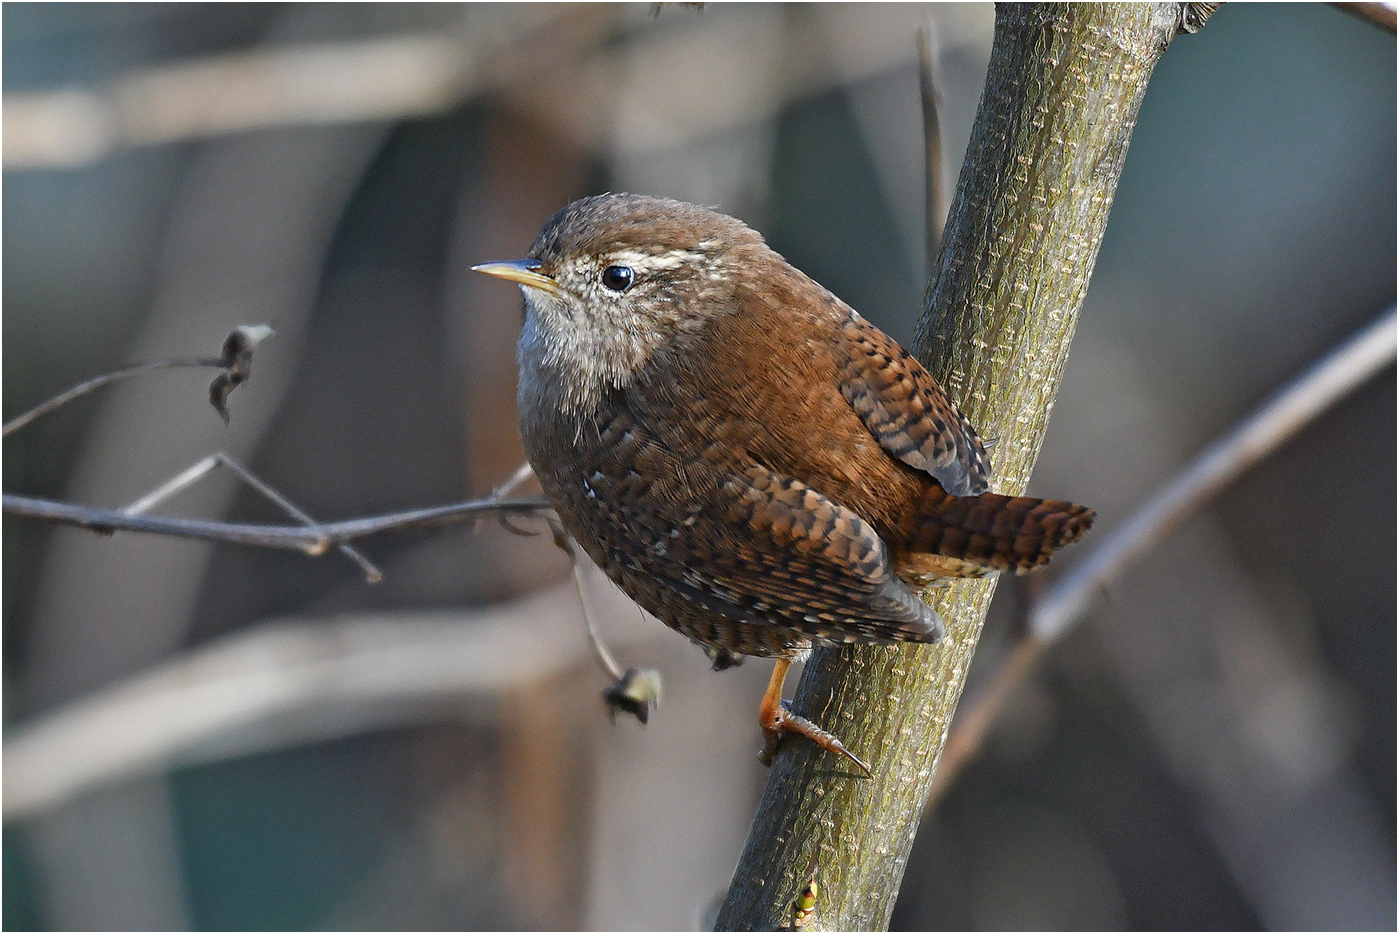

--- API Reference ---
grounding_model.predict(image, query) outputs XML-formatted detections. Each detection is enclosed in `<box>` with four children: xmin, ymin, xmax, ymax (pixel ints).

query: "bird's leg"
<box><xmin>758</xmin><ymin>658</ymin><xmax>872</xmax><ymax>778</ymax></box>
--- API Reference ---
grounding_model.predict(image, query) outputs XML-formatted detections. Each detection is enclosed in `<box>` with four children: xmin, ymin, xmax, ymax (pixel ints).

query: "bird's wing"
<box><xmin>664</xmin><ymin>464</ymin><xmax>946</xmax><ymax>646</ymax></box>
<box><xmin>571</xmin><ymin>386</ymin><xmax>945</xmax><ymax>647</ymax></box>
<box><xmin>837</xmin><ymin>313</ymin><xmax>991</xmax><ymax>497</ymax></box>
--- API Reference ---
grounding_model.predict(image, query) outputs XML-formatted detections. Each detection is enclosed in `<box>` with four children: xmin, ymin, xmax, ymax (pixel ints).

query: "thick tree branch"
<box><xmin>717</xmin><ymin>5</ymin><xmax>1186</xmax><ymax>930</ymax></box>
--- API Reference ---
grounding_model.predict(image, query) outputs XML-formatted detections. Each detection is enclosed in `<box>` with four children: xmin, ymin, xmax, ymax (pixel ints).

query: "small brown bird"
<box><xmin>475</xmin><ymin>193</ymin><xmax>1093</xmax><ymax>775</ymax></box>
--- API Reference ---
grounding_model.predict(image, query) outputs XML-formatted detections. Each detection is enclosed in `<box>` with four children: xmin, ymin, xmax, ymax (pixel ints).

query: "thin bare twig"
<box><xmin>4</xmin><ymin>325</ymin><xmax>549</xmax><ymax>560</ymax></box>
<box><xmin>3</xmin><ymin>491</ymin><xmax>553</xmax><ymax>552</ymax></box>
<box><xmin>124</xmin><ymin>453</ymin><xmax>383</xmax><ymax>582</ymax></box>
<box><xmin>540</xmin><ymin>507</ymin><xmax>663</xmax><ymax>724</ymax></box>
<box><xmin>121</xmin><ymin>457</ymin><xmax>224</xmax><ymax>516</ymax></box>
<box><xmin>535</xmin><ymin>507</ymin><xmax>626</xmax><ymax>682</ymax></box>
<box><xmin>490</xmin><ymin>461</ymin><xmax>537</xmax><ymax>499</ymax></box>
<box><xmin>574</xmin><ymin>560</ymin><xmax>625</xmax><ymax>682</ymax></box>
<box><xmin>491</xmin><ymin>462</ymin><xmax>543</xmax><ymax>537</ymax></box>
<box><xmin>3</xmin><ymin>358</ymin><xmax>225</xmax><ymax>437</ymax></box>
<box><xmin>926</xmin><ymin>305</ymin><xmax>1396</xmax><ymax>808</ymax></box>
<box><xmin>4</xmin><ymin>323</ymin><xmax>274</xmax><ymax>436</ymax></box>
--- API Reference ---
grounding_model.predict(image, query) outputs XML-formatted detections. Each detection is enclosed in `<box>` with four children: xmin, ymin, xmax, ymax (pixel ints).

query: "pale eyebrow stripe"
<box><xmin>606</xmin><ymin>248</ymin><xmax>707</xmax><ymax>273</ymax></box>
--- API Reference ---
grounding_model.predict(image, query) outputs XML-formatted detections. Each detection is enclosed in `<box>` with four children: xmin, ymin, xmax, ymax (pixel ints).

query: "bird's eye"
<box><xmin>601</xmin><ymin>265</ymin><xmax>634</xmax><ymax>292</ymax></box>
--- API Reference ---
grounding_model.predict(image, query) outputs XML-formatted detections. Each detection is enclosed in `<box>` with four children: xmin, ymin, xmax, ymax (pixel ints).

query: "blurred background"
<box><xmin>3</xmin><ymin>3</ymin><xmax>1393</xmax><ymax>929</ymax></box>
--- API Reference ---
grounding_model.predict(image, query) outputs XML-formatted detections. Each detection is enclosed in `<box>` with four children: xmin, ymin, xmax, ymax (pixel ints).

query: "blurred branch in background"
<box><xmin>1</xmin><ymin>582</ymin><xmax>653</xmax><ymax>820</ymax></box>
<box><xmin>1331</xmin><ymin>1</ymin><xmax>1398</xmax><ymax>33</ymax></box>
<box><xmin>3</xmin><ymin>5</ymin><xmax>988</xmax><ymax>173</ymax></box>
<box><xmin>1</xmin><ymin>9</ymin><xmax>581</xmax><ymax>171</ymax></box>
<box><xmin>918</xmin><ymin>16</ymin><xmax>948</xmax><ymax>270</ymax></box>
<box><xmin>4</xmin><ymin>34</ymin><xmax>464</xmax><ymax>168</ymax></box>
<box><xmin>1029</xmin><ymin>306</ymin><xmax>1397</xmax><ymax>643</ymax></box>
<box><xmin>929</xmin><ymin>303</ymin><xmax>1397</xmax><ymax>806</ymax></box>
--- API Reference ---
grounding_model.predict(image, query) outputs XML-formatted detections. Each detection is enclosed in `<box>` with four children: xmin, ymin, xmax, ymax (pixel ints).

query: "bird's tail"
<box><xmin>902</xmin><ymin>488</ymin><xmax>1095</xmax><ymax>575</ymax></box>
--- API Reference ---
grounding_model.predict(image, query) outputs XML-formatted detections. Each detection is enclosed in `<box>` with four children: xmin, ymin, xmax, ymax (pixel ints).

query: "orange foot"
<box><xmin>758</xmin><ymin>658</ymin><xmax>872</xmax><ymax>778</ymax></box>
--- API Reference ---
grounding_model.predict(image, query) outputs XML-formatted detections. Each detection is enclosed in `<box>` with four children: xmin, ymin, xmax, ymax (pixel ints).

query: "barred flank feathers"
<box><xmin>907</xmin><ymin>488</ymin><xmax>1095</xmax><ymax>574</ymax></box>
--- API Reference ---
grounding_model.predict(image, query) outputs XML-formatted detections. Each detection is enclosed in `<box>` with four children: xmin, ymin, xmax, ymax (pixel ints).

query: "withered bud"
<box><xmin>210</xmin><ymin>323</ymin><xmax>274</xmax><ymax>424</ymax></box>
<box><xmin>603</xmin><ymin>667</ymin><xmax>663</xmax><ymax>724</ymax></box>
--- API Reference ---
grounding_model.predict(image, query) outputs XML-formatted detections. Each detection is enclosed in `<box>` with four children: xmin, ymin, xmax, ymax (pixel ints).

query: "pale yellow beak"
<box><xmin>471</xmin><ymin>259</ymin><xmax>561</xmax><ymax>296</ymax></box>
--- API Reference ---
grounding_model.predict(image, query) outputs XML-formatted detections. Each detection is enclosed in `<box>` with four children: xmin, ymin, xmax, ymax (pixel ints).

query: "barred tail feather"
<box><xmin>906</xmin><ymin>488</ymin><xmax>1095</xmax><ymax>574</ymax></box>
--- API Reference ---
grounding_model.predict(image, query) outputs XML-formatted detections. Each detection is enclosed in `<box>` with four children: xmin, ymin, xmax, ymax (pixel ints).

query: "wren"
<box><xmin>474</xmin><ymin>193</ymin><xmax>1093</xmax><ymax>775</ymax></box>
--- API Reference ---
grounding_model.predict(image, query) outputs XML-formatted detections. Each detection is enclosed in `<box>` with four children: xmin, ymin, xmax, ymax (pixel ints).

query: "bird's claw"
<box><xmin>760</xmin><ymin>701</ymin><xmax>872</xmax><ymax>778</ymax></box>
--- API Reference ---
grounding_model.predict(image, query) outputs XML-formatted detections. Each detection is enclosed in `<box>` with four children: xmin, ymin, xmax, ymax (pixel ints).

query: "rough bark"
<box><xmin>716</xmin><ymin>5</ymin><xmax>1186</xmax><ymax>930</ymax></box>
